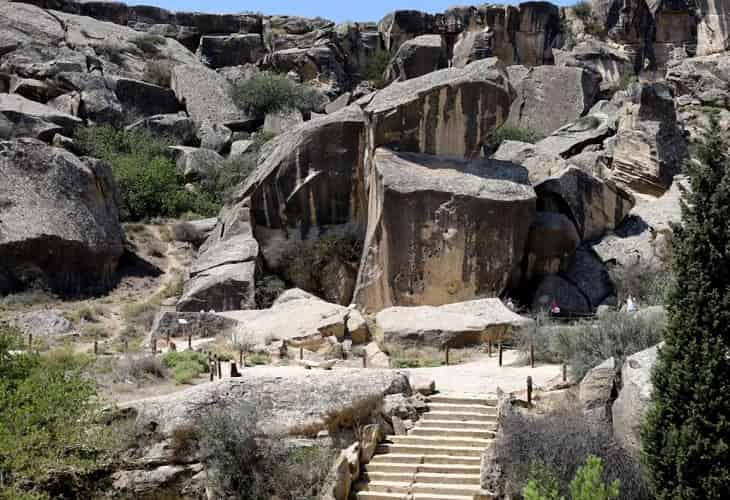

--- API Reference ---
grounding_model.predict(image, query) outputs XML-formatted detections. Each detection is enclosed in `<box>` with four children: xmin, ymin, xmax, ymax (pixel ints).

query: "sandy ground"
<box><xmin>404</xmin><ymin>350</ymin><xmax>563</xmax><ymax>395</ymax></box>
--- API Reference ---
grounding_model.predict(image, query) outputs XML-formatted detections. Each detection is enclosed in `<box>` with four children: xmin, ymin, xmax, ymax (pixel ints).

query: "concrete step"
<box><xmin>417</xmin><ymin>419</ymin><xmax>497</xmax><ymax>430</ymax></box>
<box><xmin>411</xmin><ymin>482</ymin><xmax>483</xmax><ymax>496</ymax></box>
<box><xmin>413</xmin><ymin>493</ymin><xmax>496</xmax><ymax>500</ymax></box>
<box><xmin>427</xmin><ymin>402</ymin><xmax>497</xmax><ymax>414</ymax></box>
<box><xmin>376</xmin><ymin>443</ymin><xmax>485</xmax><ymax>457</ymax></box>
<box><xmin>410</xmin><ymin>427</ymin><xmax>496</xmax><ymax>439</ymax></box>
<box><xmin>362</xmin><ymin>471</ymin><xmax>414</xmax><ymax>483</ymax></box>
<box><xmin>422</xmin><ymin>411</ymin><xmax>496</xmax><ymax>422</ymax></box>
<box><xmin>428</xmin><ymin>395</ymin><xmax>498</xmax><ymax>406</ymax></box>
<box><xmin>358</xmin><ymin>480</ymin><xmax>411</xmax><ymax>494</ymax></box>
<box><xmin>368</xmin><ymin>453</ymin><xmax>482</xmax><ymax>466</ymax></box>
<box><xmin>389</xmin><ymin>435</ymin><xmax>491</xmax><ymax>448</ymax></box>
<box><xmin>355</xmin><ymin>490</ymin><xmax>408</xmax><ymax>500</ymax></box>
<box><xmin>365</xmin><ymin>462</ymin><xmax>481</xmax><ymax>475</ymax></box>
<box><xmin>415</xmin><ymin>472</ymin><xmax>481</xmax><ymax>485</ymax></box>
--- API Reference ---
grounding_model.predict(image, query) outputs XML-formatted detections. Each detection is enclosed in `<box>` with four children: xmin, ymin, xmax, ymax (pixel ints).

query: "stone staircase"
<box><xmin>355</xmin><ymin>394</ymin><xmax>499</xmax><ymax>500</ymax></box>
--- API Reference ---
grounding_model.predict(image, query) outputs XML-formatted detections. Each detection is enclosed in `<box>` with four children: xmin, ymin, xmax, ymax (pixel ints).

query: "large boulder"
<box><xmin>264</xmin><ymin>45</ymin><xmax>349</xmax><ymax>97</ymax></box>
<box><xmin>524</xmin><ymin>211</ymin><xmax>581</xmax><ymax>280</ymax></box>
<box><xmin>121</xmin><ymin>368</ymin><xmax>411</xmax><ymax>435</ymax></box>
<box><xmin>492</xmin><ymin>140</ymin><xmax>569</xmax><ymax>184</ymax></box>
<box><xmin>169</xmin><ymin>146</ymin><xmax>224</xmax><ymax>182</ymax></box>
<box><xmin>0</xmin><ymin>139</ymin><xmax>123</xmax><ymax>295</ymax></box>
<box><xmin>579</xmin><ymin>356</ymin><xmax>617</xmax><ymax>424</ymax></box>
<box><xmin>554</xmin><ymin>40</ymin><xmax>634</xmax><ymax>93</ymax></box>
<box><xmin>0</xmin><ymin>93</ymin><xmax>82</xmax><ymax>139</ymax></box>
<box><xmin>562</xmin><ymin>245</ymin><xmax>614</xmax><ymax>309</ymax></box>
<box><xmin>364</xmin><ymin>58</ymin><xmax>513</xmax><ymax>157</ymax></box>
<box><xmin>532</xmin><ymin>274</ymin><xmax>591</xmax><ymax>314</ymax></box>
<box><xmin>612</xmin><ymin>343</ymin><xmax>660</xmax><ymax>455</ymax></box>
<box><xmin>535</xmin><ymin>166</ymin><xmax>635</xmax><ymax>242</ymax></box>
<box><xmin>219</xmin><ymin>289</ymin><xmax>366</xmax><ymax>348</ymax></box>
<box><xmin>126</xmin><ymin>113</ymin><xmax>197</xmax><ymax>145</ymax></box>
<box><xmin>506</xmin><ymin>65</ymin><xmax>601</xmax><ymax>137</ymax></box>
<box><xmin>385</xmin><ymin>34</ymin><xmax>448</xmax><ymax>82</ymax></box>
<box><xmin>354</xmin><ymin>148</ymin><xmax>536</xmax><ymax>312</ymax></box>
<box><xmin>697</xmin><ymin>0</ymin><xmax>730</xmax><ymax>55</ymax></box>
<box><xmin>610</xmin><ymin>82</ymin><xmax>687</xmax><ymax>196</ymax></box>
<box><xmin>170</xmin><ymin>63</ymin><xmax>249</xmax><ymax>127</ymax></box>
<box><xmin>177</xmin><ymin>201</ymin><xmax>259</xmax><ymax>312</ymax></box>
<box><xmin>197</xmin><ymin>34</ymin><xmax>266</xmax><ymax>68</ymax></box>
<box><xmin>375</xmin><ymin>298</ymin><xmax>532</xmax><ymax>348</ymax></box>
<box><xmin>667</xmin><ymin>52</ymin><xmax>730</xmax><ymax>109</ymax></box>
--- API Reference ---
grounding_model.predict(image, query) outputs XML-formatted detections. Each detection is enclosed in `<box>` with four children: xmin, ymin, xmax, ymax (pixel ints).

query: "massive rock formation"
<box><xmin>355</xmin><ymin>148</ymin><xmax>536</xmax><ymax>312</ymax></box>
<box><xmin>374</xmin><ymin>298</ymin><xmax>532</xmax><ymax>348</ymax></box>
<box><xmin>385</xmin><ymin>34</ymin><xmax>448</xmax><ymax>82</ymax></box>
<box><xmin>611</xmin><ymin>82</ymin><xmax>687</xmax><ymax>196</ymax></box>
<box><xmin>0</xmin><ymin>138</ymin><xmax>123</xmax><ymax>295</ymax></box>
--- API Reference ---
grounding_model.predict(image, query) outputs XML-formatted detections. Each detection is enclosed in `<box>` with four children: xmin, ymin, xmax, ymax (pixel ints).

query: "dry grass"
<box><xmin>388</xmin><ymin>345</ymin><xmax>475</xmax><ymax>368</ymax></box>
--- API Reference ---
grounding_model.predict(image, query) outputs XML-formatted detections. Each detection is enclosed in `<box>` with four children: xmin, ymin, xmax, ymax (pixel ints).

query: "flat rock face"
<box><xmin>219</xmin><ymin>289</ymin><xmax>356</xmax><ymax>348</ymax></box>
<box><xmin>611</xmin><ymin>82</ymin><xmax>686</xmax><ymax>196</ymax></box>
<box><xmin>579</xmin><ymin>356</ymin><xmax>617</xmax><ymax>423</ymax></box>
<box><xmin>506</xmin><ymin>65</ymin><xmax>601</xmax><ymax>137</ymax></box>
<box><xmin>697</xmin><ymin>0</ymin><xmax>730</xmax><ymax>55</ymax></box>
<box><xmin>121</xmin><ymin>368</ymin><xmax>411</xmax><ymax>435</ymax></box>
<box><xmin>492</xmin><ymin>140</ymin><xmax>569</xmax><ymax>185</ymax></box>
<box><xmin>355</xmin><ymin>148</ymin><xmax>536</xmax><ymax>312</ymax></box>
<box><xmin>177</xmin><ymin>201</ymin><xmax>259</xmax><ymax>312</ymax></box>
<box><xmin>0</xmin><ymin>93</ymin><xmax>82</xmax><ymax>138</ymax></box>
<box><xmin>170</xmin><ymin>63</ymin><xmax>247</xmax><ymax>126</ymax></box>
<box><xmin>386</xmin><ymin>34</ymin><xmax>448</xmax><ymax>82</ymax></box>
<box><xmin>375</xmin><ymin>298</ymin><xmax>532</xmax><ymax>348</ymax></box>
<box><xmin>553</xmin><ymin>40</ymin><xmax>634</xmax><ymax>92</ymax></box>
<box><xmin>197</xmin><ymin>34</ymin><xmax>265</xmax><ymax>68</ymax></box>
<box><xmin>170</xmin><ymin>146</ymin><xmax>224</xmax><ymax>182</ymax></box>
<box><xmin>365</xmin><ymin>58</ymin><xmax>513</xmax><ymax>157</ymax></box>
<box><xmin>536</xmin><ymin>166</ymin><xmax>635</xmax><ymax>242</ymax></box>
<box><xmin>525</xmin><ymin>211</ymin><xmax>581</xmax><ymax>280</ymax></box>
<box><xmin>0</xmin><ymin>138</ymin><xmax>123</xmax><ymax>295</ymax></box>
<box><xmin>612</xmin><ymin>343</ymin><xmax>660</xmax><ymax>455</ymax></box>
<box><xmin>126</xmin><ymin>113</ymin><xmax>196</xmax><ymax>145</ymax></box>
<box><xmin>532</xmin><ymin>274</ymin><xmax>591</xmax><ymax>314</ymax></box>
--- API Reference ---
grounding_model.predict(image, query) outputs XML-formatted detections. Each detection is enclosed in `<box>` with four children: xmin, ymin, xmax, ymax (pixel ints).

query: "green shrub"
<box><xmin>121</xmin><ymin>299</ymin><xmax>160</xmax><ymax>336</ymax></box>
<box><xmin>233</xmin><ymin>72</ymin><xmax>318</xmax><ymax>116</ymax></box>
<box><xmin>161</xmin><ymin>351</ymin><xmax>209</xmax><ymax>384</ymax></box>
<box><xmin>489</xmin><ymin>126</ymin><xmax>544</xmax><ymax>152</ymax></box>
<box><xmin>75</xmin><ymin>125</ymin><xmax>220</xmax><ymax>221</ymax></box>
<box><xmin>94</xmin><ymin>43</ymin><xmax>125</xmax><ymax>66</ymax></box>
<box><xmin>143</xmin><ymin>60</ymin><xmax>172</xmax><ymax>87</ymax></box>
<box><xmin>609</xmin><ymin>260</ymin><xmax>671</xmax><ymax>306</ymax></box>
<box><xmin>363</xmin><ymin>50</ymin><xmax>392</xmax><ymax>89</ymax></box>
<box><xmin>572</xmin><ymin>1</ymin><xmax>593</xmax><ymax>19</ymax></box>
<box><xmin>245</xmin><ymin>351</ymin><xmax>270</xmax><ymax>367</ymax></box>
<box><xmin>570</xmin><ymin>456</ymin><xmax>620</xmax><ymax>500</ymax></box>
<box><xmin>131</xmin><ymin>34</ymin><xmax>165</xmax><ymax>55</ymax></box>
<box><xmin>255</xmin><ymin>275</ymin><xmax>287</xmax><ymax>308</ymax></box>
<box><xmin>571</xmin><ymin>2</ymin><xmax>603</xmax><ymax>36</ymax></box>
<box><xmin>514</xmin><ymin>311</ymin><xmax>664</xmax><ymax>381</ymax></box>
<box><xmin>0</xmin><ymin>325</ymin><xmax>111</xmax><ymax>498</ymax></box>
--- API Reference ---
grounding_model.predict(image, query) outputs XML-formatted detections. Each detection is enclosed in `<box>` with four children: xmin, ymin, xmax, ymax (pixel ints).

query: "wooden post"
<box><xmin>216</xmin><ymin>356</ymin><xmax>222</xmax><ymax>379</ymax></box>
<box><xmin>362</xmin><ymin>354</ymin><xmax>367</xmax><ymax>368</ymax></box>
<box><xmin>152</xmin><ymin>338</ymin><xmax>157</xmax><ymax>355</ymax></box>
<box><xmin>28</xmin><ymin>333</ymin><xmax>32</xmax><ymax>351</ymax></box>
<box><xmin>93</xmin><ymin>340</ymin><xmax>98</xmax><ymax>355</ymax></box>
<box><xmin>239</xmin><ymin>348</ymin><xmax>244</xmax><ymax>366</ymax></box>
<box><xmin>300</xmin><ymin>346</ymin><xmax>304</xmax><ymax>360</ymax></box>
<box><xmin>527</xmin><ymin>376</ymin><xmax>533</xmax><ymax>406</ymax></box>
<box><xmin>123</xmin><ymin>339</ymin><xmax>128</xmax><ymax>353</ymax></box>
<box><xmin>445</xmin><ymin>346</ymin><xmax>450</xmax><ymax>366</ymax></box>
<box><xmin>488</xmin><ymin>339</ymin><xmax>492</xmax><ymax>357</ymax></box>
<box><xmin>498</xmin><ymin>341</ymin><xmax>503</xmax><ymax>367</ymax></box>
<box><xmin>530</xmin><ymin>340</ymin><xmax>535</xmax><ymax>368</ymax></box>
<box><xmin>562</xmin><ymin>362</ymin><xmax>567</xmax><ymax>382</ymax></box>
<box><xmin>166</xmin><ymin>332</ymin><xmax>171</xmax><ymax>346</ymax></box>
<box><xmin>188</xmin><ymin>334</ymin><xmax>192</xmax><ymax>350</ymax></box>
<box><xmin>208</xmin><ymin>353</ymin><xmax>214</xmax><ymax>382</ymax></box>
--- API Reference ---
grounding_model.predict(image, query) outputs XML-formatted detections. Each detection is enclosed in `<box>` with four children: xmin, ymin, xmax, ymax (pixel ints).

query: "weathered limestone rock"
<box><xmin>506</xmin><ymin>65</ymin><xmax>601</xmax><ymax>137</ymax></box>
<box><xmin>346</xmin><ymin>308</ymin><xmax>370</xmax><ymax>344</ymax></box>
<box><xmin>525</xmin><ymin>211</ymin><xmax>581</xmax><ymax>280</ymax></box>
<box><xmin>0</xmin><ymin>93</ymin><xmax>81</xmax><ymax>138</ymax></box>
<box><xmin>667</xmin><ymin>52</ymin><xmax>730</xmax><ymax>108</ymax></box>
<box><xmin>14</xmin><ymin>309</ymin><xmax>74</xmax><ymax>337</ymax></box>
<box><xmin>169</xmin><ymin>146</ymin><xmax>224</xmax><ymax>182</ymax></box>
<box><xmin>229</xmin><ymin>139</ymin><xmax>255</xmax><ymax>159</ymax></box>
<box><xmin>360</xmin><ymin>424</ymin><xmax>384</xmax><ymax>464</ymax></box>
<box><xmin>492</xmin><ymin>140</ymin><xmax>569</xmax><ymax>184</ymax></box>
<box><xmin>374</xmin><ymin>298</ymin><xmax>532</xmax><ymax>348</ymax></box>
<box><xmin>554</xmin><ymin>40</ymin><xmax>634</xmax><ymax>93</ymax></box>
<box><xmin>536</xmin><ymin>166</ymin><xmax>635</xmax><ymax>242</ymax></box>
<box><xmin>197</xmin><ymin>34</ymin><xmax>266</xmax><ymax>68</ymax></box>
<box><xmin>452</xmin><ymin>29</ymin><xmax>495</xmax><ymax>68</ymax></box>
<box><xmin>579</xmin><ymin>356</ymin><xmax>617</xmax><ymax>423</ymax></box>
<box><xmin>563</xmin><ymin>246</ymin><xmax>614</xmax><ymax>309</ymax></box>
<box><xmin>321</xmin><ymin>258</ymin><xmax>358</xmax><ymax>306</ymax></box>
<box><xmin>612</xmin><ymin>343</ymin><xmax>660</xmax><ymax>455</ymax></box>
<box><xmin>365</xmin><ymin>58</ymin><xmax>513</xmax><ymax>157</ymax></box>
<box><xmin>243</xmin><ymin>106</ymin><xmax>368</xmax><ymax>263</ymax></box>
<box><xmin>532</xmin><ymin>274</ymin><xmax>591</xmax><ymax>314</ymax></box>
<box><xmin>262</xmin><ymin>109</ymin><xmax>304</xmax><ymax>135</ymax></box>
<box><xmin>364</xmin><ymin>341</ymin><xmax>391</xmax><ymax>368</ymax></box>
<box><xmin>219</xmin><ymin>289</ymin><xmax>353</xmax><ymax>348</ymax></box>
<box><xmin>611</xmin><ymin>83</ymin><xmax>687</xmax><ymax>196</ymax></box>
<box><xmin>196</xmin><ymin>120</ymin><xmax>232</xmax><ymax>153</ymax></box>
<box><xmin>170</xmin><ymin>63</ymin><xmax>248</xmax><ymax>127</ymax></box>
<box><xmin>513</xmin><ymin>2</ymin><xmax>561</xmax><ymax>66</ymax></box>
<box><xmin>385</xmin><ymin>34</ymin><xmax>448</xmax><ymax>82</ymax></box>
<box><xmin>0</xmin><ymin>139</ymin><xmax>123</xmax><ymax>295</ymax></box>
<box><xmin>355</xmin><ymin>148</ymin><xmax>536</xmax><ymax>312</ymax></box>
<box><xmin>697</xmin><ymin>0</ymin><xmax>730</xmax><ymax>55</ymax></box>
<box><xmin>9</xmin><ymin>77</ymin><xmax>61</xmax><ymax>103</ymax></box>
<box><xmin>264</xmin><ymin>45</ymin><xmax>348</xmax><ymax>97</ymax></box>
<box><xmin>126</xmin><ymin>113</ymin><xmax>196</xmax><ymax>145</ymax></box>
<box><xmin>121</xmin><ymin>368</ymin><xmax>411</xmax><ymax>435</ymax></box>
<box><xmin>172</xmin><ymin>218</ymin><xmax>218</xmax><ymax>246</ymax></box>
<box><xmin>534</xmin><ymin>108</ymin><xmax>618</xmax><ymax>159</ymax></box>
<box><xmin>177</xmin><ymin>201</ymin><xmax>259</xmax><ymax>312</ymax></box>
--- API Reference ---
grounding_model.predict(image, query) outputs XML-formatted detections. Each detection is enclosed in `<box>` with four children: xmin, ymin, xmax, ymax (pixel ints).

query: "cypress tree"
<box><xmin>642</xmin><ymin>116</ymin><xmax>730</xmax><ymax>499</ymax></box>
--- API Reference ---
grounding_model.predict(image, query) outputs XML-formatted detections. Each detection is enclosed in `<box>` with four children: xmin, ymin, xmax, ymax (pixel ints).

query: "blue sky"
<box><xmin>131</xmin><ymin>1</ymin><xmax>571</xmax><ymax>23</ymax></box>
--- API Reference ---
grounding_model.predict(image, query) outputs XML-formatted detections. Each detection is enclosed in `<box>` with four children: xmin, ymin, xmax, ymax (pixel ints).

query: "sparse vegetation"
<box><xmin>112</xmin><ymin>354</ymin><xmax>168</xmax><ymax>385</ymax></box>
<box><xmin>131</xmin><ymin>34</ymin><xmax>166</xmax><ymax>55</ymax></box>
<box><xmin>233</xmin><ymin>72</ymin><xmax>319</xmax><ymax>116</ymax></box>
<box><xmin>571</xmin><ymin>1</ymin><xmax>603</xmax><ymax>36</ymax></box>
<box><xmin>497</xmin><ymin>406</ymin><xmax>649</xmax><ymax>499</ymax></box>
<box><xmin>513</xmin><ymin>311</ymin><xmax>665</xmax><ymax>381</ymax></box>
<box><xmin>524</xmin><ymin>455</ymin><xmax>621</xmax><ymax>500</ymax></box>
<box><xmin>94</xmin><ymin>43</ymin><xmax>125</xmax><ymax>66</ymax></box>
<box><xmin>121</xmin><ymin>299</ymin><xmax>160</xmax><ymax>337</ymax></box>
<box><xmin>609</xmin><ymin>261</ymin><xmax>671</xmax><ymax>306</ymax></box>
<box><xmin>255</xmin><ymin>275</ymin><xmax>287</xmax><ymax>308</ymax></box>
<box><xmin>143</xmin><ymin>60</ymin><xmax>172</xmax><ymax>88</ymax></box>
<box><xmin>161</xmin><ymin>351</ymin><xmax>209</xmax><ymax>384</ymax></box>
<box><xmin>488</xmin><ymin>125</ymin><xmax>544</xmax><ymax>152</ymax></box>
<box><xmin>75</xmin><ymin>126</ymin><xmax>220</xmax><ymax>221</ymax></box>
<box><xmin>245</xmin><ymin>351</ymin><xmax>271</xmax><ymax>367</ymax></box>
<box><xmin>363</xmin><ymin>49</ymin><xmax>392</xmax><ymax>89</ymax></box>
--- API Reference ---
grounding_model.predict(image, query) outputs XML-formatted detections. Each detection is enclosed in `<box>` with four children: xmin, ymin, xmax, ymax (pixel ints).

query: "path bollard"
<box><xmin>208</xmin><ymin>353</ymin><xmax>214</xmax><ymax>381</ymax></box>
<box><xmin>488</xmin><ymin>339</ymin><xmax>492</xmax><ymax>357</ymax></box>
<box><xmin>445</xmin><ymin>346</ymin><xmax>450</xmax><ymax>365</ymax></box>
<box><xmin>363</xmin><ymin>354</ymin><xmax>367</xmax><ymax>368</ymax></box>
<box><xmin>152</xmin><ymin>338</ymin><xmax>157</xmax><ymax>355</ymax></box>
<box><xmin>498</xmin><ymin>341</ymin><xmax>503</xmax><ymax>367</ymax></box>
<box><xmin>93</xmin><ymin>340</ymin><xmax>98</xmax><ymax>355</ymax></box>
<box><xmin>28</xmin><ymin>333</ymin><xmax>32</xmax><ymax>351</ymax></box>
<box><xmin>123</xmin><ymin>339</ymin><xmax>128</xmax><ymax>353</ymax></box>
<box><xmin>216</xmin><ymin>356</ymin><xmax>222</xmax><ymax>379</ymax></box>
<box><xmin>188</xmin><ymin>334</ymin><xmax>192</xmax><ymax>350</ymax></box>
<box><xmin>527</xmin><ymin>376</ymin><xmax>533</xmax><ymax>406</ymax></box>
<box><xmin>300</xmin><ymin>347</ymin><xmax>304</xmax><ymax>360</ymax></box>
<box><xmin>562</xmin><ymin>363</ymin><xmax>567</xmax><ymax>382</ymax></box>
<box><xmin>530</xmin><ymin>341</ymin><xmax>535</xmax><ymax>368</ymax></box>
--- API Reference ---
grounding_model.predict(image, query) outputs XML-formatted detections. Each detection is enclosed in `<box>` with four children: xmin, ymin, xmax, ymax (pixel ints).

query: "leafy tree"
<box><xmin>523</xmin><ymin>462</ymin><xmax>564</xmax><ymax>500</ymax></box>
<box><xmin>0</xmin><ymin>325</ymin><xmax>110</xmax><ymax>498</ymax></box>
<box><xmin>642</xmin><ymin>117</ymin><xmax>730</xmax><ymax>499</ymax></box>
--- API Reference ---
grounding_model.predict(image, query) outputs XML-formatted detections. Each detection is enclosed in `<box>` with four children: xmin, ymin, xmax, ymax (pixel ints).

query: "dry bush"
<box><xmin>113</xmin><ymin>354</ymin><xmax>168</xmax><ymax>385</ymax></box>
<box><xmin>172</xmin><ymin>221</ymin><xmax>207</xmax><ymax>245</ymax></box>
<box><xmin>143</xmin><ymin>61</ymin><xmax>172</xmax><ymax>88</ymax></box>
<box><xmin>170</xmin><ymin>425</ymin><xmax>198</xmax><ymax>464</ymax></box>
<box><xmin>323</xmin><ymin>395</ymin><xmax>382</xmax><ymax>438</ymax></box>
<box><xmin>496</xmin><ymin>406</ymin><xmax>650</xmax><ymax>499</ymax></box>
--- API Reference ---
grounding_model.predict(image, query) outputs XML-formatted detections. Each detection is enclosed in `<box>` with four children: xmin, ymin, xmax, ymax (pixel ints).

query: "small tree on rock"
<box><xmin>642</xmin><ymin>117</ymin><xmax>730</xmax><ymax>499</ymax></box>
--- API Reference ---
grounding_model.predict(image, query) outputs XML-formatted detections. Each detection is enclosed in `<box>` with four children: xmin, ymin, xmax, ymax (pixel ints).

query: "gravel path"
<box><xmin>404</xmin><ymin>350</ymin><xmax>562</xmax><ymax>395</ymax></box>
